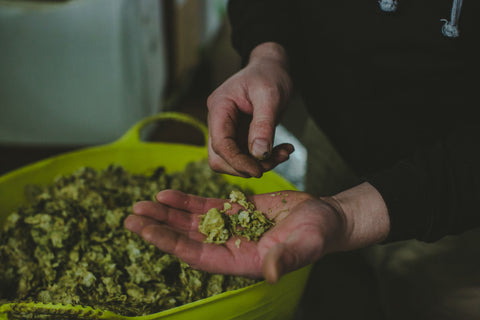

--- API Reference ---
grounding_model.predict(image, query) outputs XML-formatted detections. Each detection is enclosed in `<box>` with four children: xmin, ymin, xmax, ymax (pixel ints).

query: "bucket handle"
<box><xmin>113</xmin><ymin>112</ymin><xmax>209</xmax><ymax>147</ymax></box>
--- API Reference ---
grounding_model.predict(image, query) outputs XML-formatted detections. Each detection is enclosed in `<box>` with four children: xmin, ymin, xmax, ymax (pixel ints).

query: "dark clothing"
<box><xmin>228</xmin><ymin>0</ymin><xmax>480</xmax><ymax>242</ymax></box>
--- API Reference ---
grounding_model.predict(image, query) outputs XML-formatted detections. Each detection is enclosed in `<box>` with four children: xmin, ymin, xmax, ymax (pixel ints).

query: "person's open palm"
<box><xmin>124</xmin><ymin>189</ymin><xmax>347</xmax><ymax>283</ymax></box>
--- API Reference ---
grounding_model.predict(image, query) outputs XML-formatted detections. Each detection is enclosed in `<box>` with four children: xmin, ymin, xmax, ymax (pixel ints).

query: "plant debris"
<box><xmin>0</xmin><ymin>161</ymin><xmax>257</xmax><ymax>317</ymax></box>
<box><xmin>199</xmin><ymin>190</ymin><xmax>275</xmax><ymax>247</ymax></box>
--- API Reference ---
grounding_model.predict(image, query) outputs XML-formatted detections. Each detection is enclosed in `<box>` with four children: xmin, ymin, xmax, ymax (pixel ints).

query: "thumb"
<box><xmin>262</xmin><ymin>242</ymin><xmax>296</xmax><ymax>284</ymax></box>
<box><xmin>248</xmin><ymin>104</ymin><xmax>278</xmax><ymax>160</ymax></box>
<box><xmin>262</xmin><ymin>231</ymin><xmax>322</xmax><ymax>283</ymax></box>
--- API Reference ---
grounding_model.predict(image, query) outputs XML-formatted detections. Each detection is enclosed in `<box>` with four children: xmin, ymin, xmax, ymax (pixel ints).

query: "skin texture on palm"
<box><xmin>124</xmin><ymin>189</ymin><xmax>348</xmax><ymax>283</ymax></box>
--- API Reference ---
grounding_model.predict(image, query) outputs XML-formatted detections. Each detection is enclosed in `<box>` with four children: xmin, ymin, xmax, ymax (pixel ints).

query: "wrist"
<box><xmin>329</xmin><ymin>182</ymin><xmax>390</xmax><ymax>251</ymax></box>
<box><xmin>249</xmin><ymin>42</ymin><xmax>290</xmax><ymax>71</ymax></box>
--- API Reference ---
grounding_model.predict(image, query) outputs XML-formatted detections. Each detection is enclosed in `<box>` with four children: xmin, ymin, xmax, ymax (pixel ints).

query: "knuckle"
<box><xmin>206</xmin><ymin>92</ymin><xmax>215</xmax><ymax>106</ymax></box>
<box><xmin>206</xmin><ymin>93</ymin><xmax>218</xmax><ymax>111</ymax></box>
<box><xmin>253</xmin><ymin>117</ymin><xmax>275</xmax><ymax>129</ymax></box>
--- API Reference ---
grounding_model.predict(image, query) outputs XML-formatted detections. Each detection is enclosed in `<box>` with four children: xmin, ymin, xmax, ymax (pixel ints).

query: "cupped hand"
<box><xmin>124</xmin><ymin>189</ymin><xmax>348</xmax><ymax>283</ymax></box>
<box><xmin>206</xmin><ymin>42</ymin><xmax>294</xmax><ymax>178</ymax></box>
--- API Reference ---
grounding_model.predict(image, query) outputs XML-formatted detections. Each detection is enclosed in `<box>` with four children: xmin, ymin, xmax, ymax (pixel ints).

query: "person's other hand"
<box><xmin>124</xmin><ymin>189</ymin><xmax>348</xmax><ymax>283</ymax></box>
<box><xmin>207</xmin><ymin>42</ymin><xmax>294</xmax><ymax>178</ymax></box>
<box><xmin>125</xmin><ymin>183</ymin><xmax>390</xmax><ymax>283</ymax></box>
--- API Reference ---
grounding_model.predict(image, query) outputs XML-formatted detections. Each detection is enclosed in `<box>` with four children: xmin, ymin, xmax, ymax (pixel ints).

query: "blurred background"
<box><xmin>3</xmin><ymin>1</ymin><xmax>478</xmax><ymax>319</ymax></box>
<box><xmin>0</xmin><ymin>0</ymin><xmax>328</xmax><ymax>193</ymax></box>
<box><xmin>0</xmin><ymin>0</ymin><xmax>238</xmax><ymax>173</ymax></box>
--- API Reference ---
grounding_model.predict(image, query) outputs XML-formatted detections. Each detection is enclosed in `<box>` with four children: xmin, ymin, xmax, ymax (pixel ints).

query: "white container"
<box><xmin>0</xmin><ymin>0</ymin><xmax>168</xmax><ymax>145</ymax></box>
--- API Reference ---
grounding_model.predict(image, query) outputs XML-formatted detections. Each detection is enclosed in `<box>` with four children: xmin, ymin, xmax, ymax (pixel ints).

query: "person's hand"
<box><xmin>207</xmin><ymin>42</ymin><xmax>294</xmax><ymax>178</ymax></box>
<box><xmin>125</xmin><ymin>189</ymin><xmax>347</xmax><ymax>283</ymax></box>
<box><xmin>124</xmin><ymin>183</ymin><xmax>390</xmax><ymax>283</ymax></box>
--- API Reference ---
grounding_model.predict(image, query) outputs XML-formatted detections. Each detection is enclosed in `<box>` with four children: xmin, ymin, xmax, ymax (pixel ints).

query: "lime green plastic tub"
<box><xmin>0</xmin><ymin>112</ymin><xmax>312</xmax><ymax>320</ymax></box>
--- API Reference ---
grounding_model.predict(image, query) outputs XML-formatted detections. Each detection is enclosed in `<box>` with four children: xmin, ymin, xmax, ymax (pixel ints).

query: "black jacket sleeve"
<box><xmin>368</xmin><ymin>123</ymin><xmax>480</xmax><ymax>243</ymax></box>
<box><xmin>228</xmin><ymin>0</ymin><xmax>297</xmax><ymax>65</ymax></box>
<box><xmin>228</xmin><ymin>0</ymin><xmax>480</xmax><ymax>244</ymax></box>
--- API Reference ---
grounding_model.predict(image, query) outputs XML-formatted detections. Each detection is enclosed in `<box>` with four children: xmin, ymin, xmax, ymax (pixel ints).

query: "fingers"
<box><xmin>206</xmin><ymin>57</ymin><xmax>294</xmax><ymax>178</ymax></box>
<box><xmin>127</xmin><ymin>191</ymin><xmax>227</xmax><ymax>233</ymax></box>
<box><xmin>124</xmin><ymin>214</ymin><xmax>159</xmax><ymax>235</ymax></box>
<box><xmin>131</xmin><ymin>200</ymin><xmax>195</xmax><ymax>231</ymax></box>
<box><xmin>155</xmin><ymin>189</ymin><xmax>225</xmax><ymax>214</ymax></box>
<box><xmin>138</xmin><ymin>223</ymin><xmax>263</xmax><ymax>277</ymax></box>
<box><xmin>208</xmin><ymin>136</ymin><xmax>261</xmax><ymax>178</ymax></box>
<box><xmin>125</xmin><ymin>214</ymin><xmax>206</xmax><ymax>268</ymax></box>
<box><xmin>262</xmin><ymin>243</ymin><xmax>286</xmax><ymax>284</ymax></box>
<box><xmin>206</xmin><ymin>78</ymin><xmax>282</xmax><ymax>178</ymax></box>
<box><xmin>262</xmin><ymin>231</ymin><xmax>323</xmax><ymax>284</ymax></box>
<box><xmin>259</xmin><ymin>143</ymin><xmax>294</xmax><ymax>172</ymax></box>
<box><xmin>207</xmin><ymin>110</ymin><xmax>264</xmax><ymax>178</ymax></box>
<box><xmin>209</xmin><ymin>142</ymin><xmax>294</xmax><ymax>177</ymax></box>
<box><xmin>208</xmin><ymin>134</ymin><xmax>295</xmax><ymax>178</ymax></box>
<box><xmin>127</xmin><ymin>190</ymin><xmax>231</xmax><ymax>232</ymax></box>
<box><xmin>125</xmin><ymin>191</ymin><xmax>269</xmax><ymax>277</ymax></box>
<box><xmin>248</xmin><ymin>90</ymin><xmax>279</xmax><ymax>159</ymax></box>
<box><xmin>140</xmin><ymin>224</ymin><xmax>206</xmax><ymax>266</ymax></box>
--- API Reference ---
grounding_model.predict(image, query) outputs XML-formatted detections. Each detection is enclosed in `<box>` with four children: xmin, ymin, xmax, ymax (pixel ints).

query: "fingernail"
<box><xmin>252</xmin><ymin>139</ymin><xmax>270</xmax><ymax>159</ymax></box>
